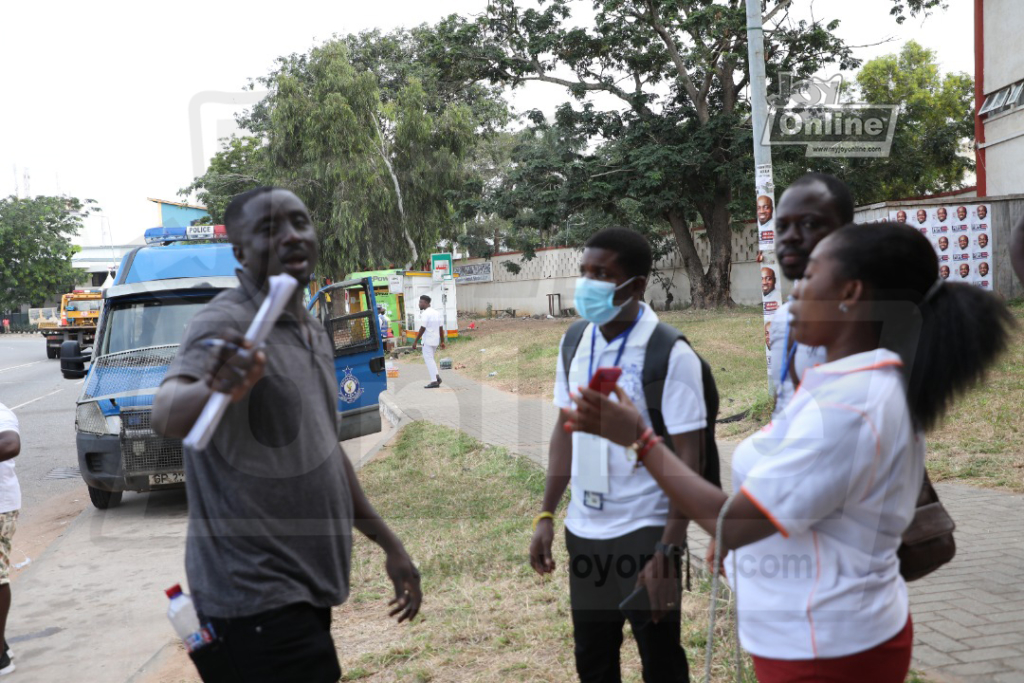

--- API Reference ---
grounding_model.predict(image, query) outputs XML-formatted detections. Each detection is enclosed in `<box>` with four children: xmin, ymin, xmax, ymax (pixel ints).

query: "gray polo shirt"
<box><xmin>163</xmin><ymin>269</ymin><xmax>353</xmax><ymax>619</ymax></box>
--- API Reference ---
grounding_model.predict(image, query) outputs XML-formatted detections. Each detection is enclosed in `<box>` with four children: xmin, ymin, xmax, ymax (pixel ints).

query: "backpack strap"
<box><xmin>561</xmin><ymin>320</ymin><xmax>591</xmax><ymax>393</ymax></box>
<box><xmin>642</xmin><ymin>323</ymin><xmax>722</xmax><ymax>488</ymax></box>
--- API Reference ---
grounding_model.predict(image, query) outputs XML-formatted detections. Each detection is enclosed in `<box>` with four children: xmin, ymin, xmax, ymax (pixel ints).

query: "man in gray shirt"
<box><xmin>153</xmin><ymin>187</ymin><xmax>421</xmax><ymax>682</ymax></box>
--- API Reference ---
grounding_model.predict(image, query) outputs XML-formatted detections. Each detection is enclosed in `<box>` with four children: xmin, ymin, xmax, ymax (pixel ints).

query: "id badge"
<box><xmin>574</xmin><ymin>432</ymin><xmax>610</xmax><ymax>494</ymax></box>
<box><xmin>583</xmin><ymin>491</ymin><xmax>604</xmax><ymax>510</ymax></box>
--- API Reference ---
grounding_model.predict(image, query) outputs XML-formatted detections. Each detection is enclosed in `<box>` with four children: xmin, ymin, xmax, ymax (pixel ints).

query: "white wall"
<box><xmin>983</xmin><ymin>110</ymin><xmax>1024</xmax><ymax>196</ymax></box>
<box><xmin>985</xmin><ymin>0</ymin><xmax>1024</xmax><ymax>93</ymax></box>
<box><xmin>453</xmin><ymin>223</ymin><xmax>765</xmax><ymax>316</ymax></box>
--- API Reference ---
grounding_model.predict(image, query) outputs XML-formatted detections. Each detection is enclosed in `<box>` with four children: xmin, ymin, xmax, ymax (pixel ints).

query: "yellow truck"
<box><xmin>35</xmin><ymin>290</ymin><xmax>103</xmax><ymax>359</ymax></box>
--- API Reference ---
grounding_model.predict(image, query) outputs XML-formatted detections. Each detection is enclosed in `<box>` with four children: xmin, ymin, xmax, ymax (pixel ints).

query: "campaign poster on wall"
<box><xmin>889</xmin><ymin>203</ymin><xmax>993</xmax><ymax>291</ymax></box>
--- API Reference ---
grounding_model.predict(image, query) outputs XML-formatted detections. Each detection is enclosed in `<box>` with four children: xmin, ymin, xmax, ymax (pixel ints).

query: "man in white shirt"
<box><xmin>377</xmin><ymin>305</ymin><xmax>391</xmax><ymax>352</ymax></box>
<box><xmin>411</xmin><ymin>295</ymin><xmax>445</xmax><ymax>389</ymax></box>
<box><xmin>0</xmin><ymin>402</ymin><xmax>21</xmax><ymax>676</ymax></box>
<box><xmin>530</xmin><ymin>228</ymin><xmax>707</xmax><ymax>682</ymax></box>
<box><xmin>769</xmin><ymin>173</ymin><xmax>854</xmax><ymax>415</ymax></box>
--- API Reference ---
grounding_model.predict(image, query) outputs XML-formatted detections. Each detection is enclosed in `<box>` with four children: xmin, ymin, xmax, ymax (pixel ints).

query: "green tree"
<box><xmin>181</xmin><ymin>136</ymin><xmax>267</xmax><ymax>226</ymax></box>
<box><xmin>0</xmin><ymin>195</ymin><xmax>92</xmax><ymax>311</ymax></box>
<box><xmin>844</xmin><ymin>41</ymin><xmax>974</xmax><ymax>202</ymax></box>
<box><xmin>889</xmin><ymin>0</ymin><xmax>947</xmax><ymax>23</ymax></box>
<box><xmin>184</xmin><ymin>27</ymin><xmax>507</xmax><ymax>279</ymax></box>
<box><xmin>442</xmin><ymin>0</ymin><xmax>859</xmax><ymax>306</ymax></box>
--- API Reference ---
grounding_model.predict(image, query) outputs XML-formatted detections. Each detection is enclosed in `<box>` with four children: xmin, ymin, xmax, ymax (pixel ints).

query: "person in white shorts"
<box><xmin>411</xmin><ymin>295</ymin><xmax>445</xmax><ymax>389</ymax></box>
<box><xmin>0</xmin><ymin>402</ymin><xmax>21</xmax><ymax>676</ymax></box>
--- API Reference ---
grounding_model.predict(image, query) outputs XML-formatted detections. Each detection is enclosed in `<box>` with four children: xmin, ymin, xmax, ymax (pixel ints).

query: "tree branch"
<box><xmin>371</xmin><ymin>114</ymin><xmax>417</xmax><ymax>269</ymax></box>
<box><xmin>642</xmin><ymin>0</ymin><xmax>706</xmax><ymax>123</ymax></box>
<box><xmin>764</xmin><ymin>0</ymin><xmax>795</xmax><ymax>25</ymax></box>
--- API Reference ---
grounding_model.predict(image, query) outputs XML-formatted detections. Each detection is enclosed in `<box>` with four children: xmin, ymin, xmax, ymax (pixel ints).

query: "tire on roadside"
<box><xmin>88</xmin><ymin>486</ymin><xmax>123</xmax><ymax>510</ymax></box>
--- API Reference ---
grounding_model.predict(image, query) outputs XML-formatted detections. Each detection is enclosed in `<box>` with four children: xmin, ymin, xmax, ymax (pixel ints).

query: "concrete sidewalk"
<box><xmin>389</xmin><ymin>359</ymin><xmax>1024</xmax><ymax>683</ymax></box>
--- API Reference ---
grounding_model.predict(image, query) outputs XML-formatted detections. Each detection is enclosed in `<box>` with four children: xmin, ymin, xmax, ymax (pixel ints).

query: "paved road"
<box><xmin>0</xmin><ymin>336</ymin><xmax>87</xmax><ymax>512</ymax></box>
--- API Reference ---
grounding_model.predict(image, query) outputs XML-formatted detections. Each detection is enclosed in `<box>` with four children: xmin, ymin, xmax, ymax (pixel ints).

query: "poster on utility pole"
<box><xmin>756</xmin><ymin>163</ymin><xmax>782</xmax><ymax>374</ymax></box>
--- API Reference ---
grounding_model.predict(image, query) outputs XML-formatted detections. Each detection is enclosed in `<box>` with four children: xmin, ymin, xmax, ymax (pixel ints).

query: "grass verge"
<box><xmin>332</xmin><ymin>422</ymin><xmax>755</xmax><ymax>682</ymax></box>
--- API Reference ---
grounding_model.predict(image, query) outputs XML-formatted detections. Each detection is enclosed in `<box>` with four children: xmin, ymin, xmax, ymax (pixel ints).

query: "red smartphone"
<box><xmin>589</xmin><ymin>367</ymin><xmax>623</xmax><ymax>396</ymax></box>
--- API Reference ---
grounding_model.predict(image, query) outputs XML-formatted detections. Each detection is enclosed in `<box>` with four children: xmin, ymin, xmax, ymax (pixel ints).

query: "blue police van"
<box><xmin>61</xmin><ymin>226</ymin><xmax>386</xmax><ymax>509</ymax></box>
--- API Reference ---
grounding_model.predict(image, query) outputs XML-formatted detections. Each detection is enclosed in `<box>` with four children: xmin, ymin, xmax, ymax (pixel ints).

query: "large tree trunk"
<box><xmin>667</xmin><ymin>188</ymin><xmax>735</xmax><ymax>308</ymax></box>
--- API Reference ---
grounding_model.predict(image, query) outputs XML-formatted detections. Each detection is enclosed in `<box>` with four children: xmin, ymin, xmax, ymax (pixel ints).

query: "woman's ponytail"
<box><xmin>830</xmin><ymin>223</ymin><xmax>1016</xmax><ymax>431</ymax></box>
<box><xmin>908</xmin><ymin>279</ymin><xmax>1014</xmax><ymax>430</ymax></box>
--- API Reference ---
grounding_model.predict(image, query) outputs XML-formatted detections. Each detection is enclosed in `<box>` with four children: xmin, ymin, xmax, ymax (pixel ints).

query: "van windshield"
<box><xmin>101</xmin><ymin>296</ymin><xmax>214</xmax><ymax>356</ymax></box>
<box><xmin>66</xmin><ymin>299</ymin><xmax>102</xmax><ymax>313</ymax></box>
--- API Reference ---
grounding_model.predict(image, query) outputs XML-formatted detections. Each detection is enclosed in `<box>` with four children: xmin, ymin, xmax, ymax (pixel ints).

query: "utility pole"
<box><xmin>746</xmin><ymin>0</ymin><xmax>781</xmax><ymax>379</ymax></box>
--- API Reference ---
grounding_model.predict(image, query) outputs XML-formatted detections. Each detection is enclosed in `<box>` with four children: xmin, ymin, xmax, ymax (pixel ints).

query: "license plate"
<box><xmin>149</xmin><ymin>472</ymin><xmax>185</xmax><ymax>486</ymax></box>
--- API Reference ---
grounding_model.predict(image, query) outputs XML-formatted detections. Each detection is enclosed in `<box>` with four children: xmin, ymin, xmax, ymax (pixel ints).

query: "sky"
<box><xmin>0</xmin><ymin>0</ymin><xmax>974</xmax><ymax>246</ymax></box>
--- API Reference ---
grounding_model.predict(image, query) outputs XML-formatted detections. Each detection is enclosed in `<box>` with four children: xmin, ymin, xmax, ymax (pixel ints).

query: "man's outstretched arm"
<box><xmin>342</xmin><ymin>454</ymin><xmax>422</xmax><ymax>622</ymax></box>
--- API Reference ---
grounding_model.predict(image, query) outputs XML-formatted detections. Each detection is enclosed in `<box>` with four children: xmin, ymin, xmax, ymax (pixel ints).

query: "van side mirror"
<box><xmin>60</xmin><ymin>341</ymin><xmax>91</xmax><ymax>380</ymax></box>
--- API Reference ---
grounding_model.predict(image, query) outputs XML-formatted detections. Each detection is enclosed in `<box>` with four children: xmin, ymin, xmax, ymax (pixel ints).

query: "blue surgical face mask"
<box><xmin>574</xmin><ymin>276</ymin><xmax>637</xmax><ymax>325</ymax></box>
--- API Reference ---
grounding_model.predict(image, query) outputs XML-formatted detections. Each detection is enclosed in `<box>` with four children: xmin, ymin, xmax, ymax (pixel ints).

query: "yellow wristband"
<box><xmin>533</xmin><ymin>511</ymin><xmax>555</xmax><ymax>530</ymax></box>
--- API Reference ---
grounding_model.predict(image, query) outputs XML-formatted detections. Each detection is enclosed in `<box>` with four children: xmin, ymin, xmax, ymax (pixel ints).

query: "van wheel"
<box><xmin>88</xmin><ymin>486</ymin><xmax>123</xmax><ymax>510</ymax></box>
<box><xmin>47</xmin><ymin>346</ymin><xmax>58</xmax><ymax>359</ymax></box>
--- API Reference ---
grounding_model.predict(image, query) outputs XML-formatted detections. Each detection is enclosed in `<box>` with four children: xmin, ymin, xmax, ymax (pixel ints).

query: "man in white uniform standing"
<box><xmin>411</xmin><ymin>295</ymin><xmax>445</xmax><ymax>389</ymax></box>
<box><xmin>769</xmin><ymin>173</ymin><xmax>854</xmax><ymax>415</ymax></box>
<box><xmin>0</xmin><ymin>402</ymin><xmax>21</xmax><ymax>676</ymax></box>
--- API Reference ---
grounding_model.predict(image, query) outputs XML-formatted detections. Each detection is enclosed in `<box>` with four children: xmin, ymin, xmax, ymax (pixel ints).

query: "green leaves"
<box><xmin>182</xmin><ymin>26</ymin><xmax>507</xmax><ymax>279</ymax></box>
<box><xmin>0</xmin><ymin>195</ymin><xmax>90</xmax><ymax>311</ymax></box>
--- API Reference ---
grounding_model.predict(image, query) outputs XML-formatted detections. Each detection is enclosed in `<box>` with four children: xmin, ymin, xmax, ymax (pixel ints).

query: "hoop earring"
<box><xmin>838</xmin><ymin>303</ymin><xmax>849</xmax><ymax>313</ymax></box>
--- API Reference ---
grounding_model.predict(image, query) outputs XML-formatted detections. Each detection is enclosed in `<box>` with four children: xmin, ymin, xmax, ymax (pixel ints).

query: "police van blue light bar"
<box><xmin>144</xmin><ymin>225</ymin><xmax>228</xmax><ymax>245</ymax></box>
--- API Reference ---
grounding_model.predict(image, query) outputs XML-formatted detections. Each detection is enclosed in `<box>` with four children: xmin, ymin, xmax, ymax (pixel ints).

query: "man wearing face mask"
<box><xmin>529</xmin><ymin>228</ymin><xmax>709</xmax><ymax>683</ymax></box>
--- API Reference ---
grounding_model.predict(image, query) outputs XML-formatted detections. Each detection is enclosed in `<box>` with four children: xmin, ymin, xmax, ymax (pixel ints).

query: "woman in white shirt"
<box><xmin>563</xmin><ymin>223</ymin><xmax>1014</xmax><ymax>682</ymax></box>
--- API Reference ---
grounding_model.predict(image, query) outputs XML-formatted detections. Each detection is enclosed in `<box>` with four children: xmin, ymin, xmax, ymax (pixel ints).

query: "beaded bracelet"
<box><xmin>637</xmin><ymin>435</ymin><xmax>664</xmax><ymax>463</ymax></box>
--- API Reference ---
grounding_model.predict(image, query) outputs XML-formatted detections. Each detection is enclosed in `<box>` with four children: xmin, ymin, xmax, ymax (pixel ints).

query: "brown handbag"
<box><xmin>897</xmin><ymin>472</ymin><xmax>956</xmax><ymax>582</ymax></box>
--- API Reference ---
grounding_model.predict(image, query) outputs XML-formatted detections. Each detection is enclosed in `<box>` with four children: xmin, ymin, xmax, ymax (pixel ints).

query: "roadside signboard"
<box><xmin>431</xmin><ymin>253</ymin><xmax>453</xmax><ymax>282</ymax></box>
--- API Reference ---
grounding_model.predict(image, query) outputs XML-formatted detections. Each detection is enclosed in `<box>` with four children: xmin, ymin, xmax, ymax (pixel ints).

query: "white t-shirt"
<box><xmin>727</xmin><ymin>349</ymin><xmax>922</xmax><ymax>659</ymax></box>
<box><xmin>769</xmin><ymin>300</ymin><xmax>828</xmax><ymax>417</ymax></box>
<box><xmin>553</xmin><ymin>304</ymin><xmax>706</xmax><ymax>540</ymax></box>
<box><xmin>419</xmin><ymin>308</ymin><xmax>442</xmax><ymax>347</ymax></box>
<box><xmin>0</xmin><ymin>403</ymin><xmax>22</xmax><ymax>513</ymax></box>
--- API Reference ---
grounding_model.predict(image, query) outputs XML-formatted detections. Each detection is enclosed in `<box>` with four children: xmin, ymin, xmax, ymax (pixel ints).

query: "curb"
<box><xmin>348</xmin><ymin>392</ymin><xmax>413</xmax><ymax>471</ymax></box>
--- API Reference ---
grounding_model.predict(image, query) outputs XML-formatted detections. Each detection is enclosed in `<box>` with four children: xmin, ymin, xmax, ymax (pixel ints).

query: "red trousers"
<box><xmin>751</xmin><ymin>616</ymin><xmax>913</xmax><ymax>683</ymax></box>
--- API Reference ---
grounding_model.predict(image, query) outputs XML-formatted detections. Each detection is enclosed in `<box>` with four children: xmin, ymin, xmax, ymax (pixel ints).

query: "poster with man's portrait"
<box><xmin>972</xmin><ymin>204</ymin><xmax>990</xmax><ymax>229</ymax></box>
<box><xmin>888</xmin><ymin>203</ymin><xmax>995</xmax><ymax>292</ymax></box>
<box><xmin>974</xmin><ymin>260</ymin><xmax>992</xmax><ymax>290</ymax></box>
<box><xmin>756</xmin><ymin>164</ymin><xmax>776</xmax><ymax>253</ymax></box>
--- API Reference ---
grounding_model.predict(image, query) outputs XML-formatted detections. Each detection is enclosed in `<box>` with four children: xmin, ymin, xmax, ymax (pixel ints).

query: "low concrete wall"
<box><xmin>455</xmin><ymin>224</ymin><xmax>765</xmax><ymax>316</ymax></box>
<box><xmin>454</xmin><ymin>258</ymin><xmax>766</xmax><ymax>315</ymax></box>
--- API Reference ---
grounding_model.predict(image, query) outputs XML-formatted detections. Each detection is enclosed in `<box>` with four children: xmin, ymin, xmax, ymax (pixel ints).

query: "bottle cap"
<box><xmin>165</xmin><ymin>584</ymin><xmax>183</xmax><ymax>599</ymax></box>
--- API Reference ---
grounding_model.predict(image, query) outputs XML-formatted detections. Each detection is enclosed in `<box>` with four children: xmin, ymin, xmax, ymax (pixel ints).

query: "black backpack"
<box><xmin>561</xmin><ymin>320</ymin><xmax>722</xmax><ymax>488</ymax></box>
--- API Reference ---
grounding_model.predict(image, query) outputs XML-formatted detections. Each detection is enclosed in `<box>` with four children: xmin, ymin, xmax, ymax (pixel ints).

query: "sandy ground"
<box><xmin>9</xmin><ymin>489</ymin><xmax>88</xmax><ymax>584</ymax></box>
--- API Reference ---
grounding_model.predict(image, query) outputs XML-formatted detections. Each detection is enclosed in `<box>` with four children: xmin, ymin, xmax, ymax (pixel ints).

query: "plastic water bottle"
<box><xmin>165</xmin><ymin>584</ymin><xmax>213</xmax><ymax>652</ymax></box>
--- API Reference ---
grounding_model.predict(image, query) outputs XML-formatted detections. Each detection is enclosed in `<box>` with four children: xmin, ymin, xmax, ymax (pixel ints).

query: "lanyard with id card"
<box><xmin>576</xmin><ymin>309</ymin><xmax>642</xmax><ymax>506</ymax></box>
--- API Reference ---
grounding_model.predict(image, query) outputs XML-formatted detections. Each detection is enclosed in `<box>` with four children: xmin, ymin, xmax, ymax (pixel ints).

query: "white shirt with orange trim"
<box><xmin>726</xmin><ymin>349</ymin><xmax>923</xmax><ymax>660</ymax></box>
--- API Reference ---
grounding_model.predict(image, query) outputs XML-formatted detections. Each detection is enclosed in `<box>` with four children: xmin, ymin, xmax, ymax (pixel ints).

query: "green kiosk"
<box><xmin>346</xmin><ymin>269</ymin><xmax>406</xmax><ymax>344</ymax></box>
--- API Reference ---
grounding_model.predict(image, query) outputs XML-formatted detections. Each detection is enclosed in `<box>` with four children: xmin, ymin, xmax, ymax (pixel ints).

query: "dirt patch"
<box><xmin>10</xmin><ymin>489</ymin><xmax>87</xmax><ymax>582</ymax></box>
